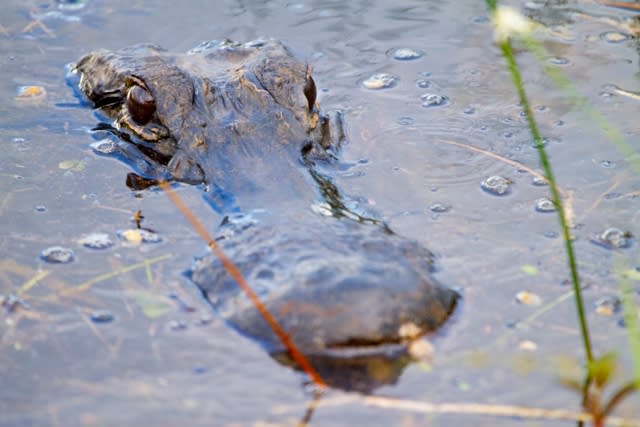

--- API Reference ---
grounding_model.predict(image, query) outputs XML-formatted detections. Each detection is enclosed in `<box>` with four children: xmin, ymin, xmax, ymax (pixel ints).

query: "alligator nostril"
<box><xmin>303</xmin><ymin>65</ymin><xmax>316</xmax><ymax>112</ymax></box>
<box><xmin>126</xmin><ymin>85</ymin><xmax>156</xmax><ymax>125</ymax></box>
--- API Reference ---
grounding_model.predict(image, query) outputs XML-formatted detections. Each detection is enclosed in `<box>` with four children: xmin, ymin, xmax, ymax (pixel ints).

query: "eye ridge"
<box><xmin>126</xmin><ymin>76</ymin><xmax>156</xmax><ymax>125</ymax></box>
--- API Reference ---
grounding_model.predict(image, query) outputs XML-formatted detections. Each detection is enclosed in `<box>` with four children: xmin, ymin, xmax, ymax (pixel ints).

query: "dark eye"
<box><xmin>303</xmin><ymin>65</ymin><xmax>316</xmax><ymax>112</ymax></box>
<box><xmin>126</xmin><ymin>85</ymin><xmax>155</xmax><ymax>125</ymax></box>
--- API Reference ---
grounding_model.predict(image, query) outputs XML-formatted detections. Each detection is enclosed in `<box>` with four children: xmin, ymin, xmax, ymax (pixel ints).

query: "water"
<box><xmin>1</xmin><ymin>0</ymin><xmax>639</xmax><ymax>425</ymax></box>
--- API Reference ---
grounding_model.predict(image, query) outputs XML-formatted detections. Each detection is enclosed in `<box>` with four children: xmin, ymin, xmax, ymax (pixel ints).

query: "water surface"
<box><xmin>1</xmin><ymin>0</ymin><xmax>639</xmax><ymax>425</ymax></box>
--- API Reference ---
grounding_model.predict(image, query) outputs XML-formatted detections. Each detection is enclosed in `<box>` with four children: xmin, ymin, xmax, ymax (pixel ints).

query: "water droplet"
<box><xmin>600</xmin><ymin>160</ymin><xmax>616</xmax><ymax>168</ymax></box>
<box><xmin>481</xmin><ymin>175</ymin><xmax>512</xmax><ymax>196</ymax></box>
<box><xmin>503</xmin><ymin>131</ymin><xmax>513</xmax><ymax>138</ymax></box>
<box><xmin>79</xmin><ymin>233</ymin><xmax>114</xmax><ymax>249</ymax></box>
<box><xmin>416</xmin><ymin>79</ymin><xmax>431</xmax><ymax>88</ymax></box>
<box><xmin>531</xmin><ymin>175</ymin><xmax>548</xmax><ymax>186</ymax></box>
<box><xmin>34</xmin><ymin>205</ymin><xmax>47</xmax><ymax>212</ymax></box>
<box><xmin>600</xmin><ymin>31</ymin><xmax>629</xmax><ymax>43</ymax></box>
<box><xmin>554</xmin><ymin>120</ymin><xmax>564</xmax><ymax>126</ymax></box>
<box><xmin>420</xmin><ymin>93</ymin><xmax>448</xmax><ymax>108</ymax></box>
<box><xmin>388</xmin><ymin>47</ymin><xmax>423</xmax><ymax>61</ymax></box>
<box><xmin>429</xmin><ymin>203</ymin><xmax>450</xmax><ymax>213</ymax></box>
<box><xmin>544</xmin><ymin>231</ymin><xmax>559</xmax><ymax>238</ymax></box>
<box><xmin>534</xmin><ymin>197</ymin><xmax>556</xmax><ymax>213</ymax></box>
<box><xmin>548</xmin><ymin>57</ymin><xmax>570</xmax><ymax>66</ymax></box>
<box><xmin>361</xmin><ymin>73</ymin><xmax>399</xmax><ymax>90</ymax></box>
<box><xmin>536</xmin><ymin>105</ymin><xmax>548</xmax><ymax>112</ymax></box>
<box><xmin>463</xmin><ymin>107</ymin><xmax>475</xmax><ymax>115</ymax></box>
<box><xmin>40</xmin><ymin>246</ymin><xmax>75</xmax><ymax>264</ymax></box>
<box><xmin>13</xmin><ymin>137</ymin><xmax>25</xmax><ymax>144</ymax></box>
<box><xmin>592</xmin><ymin>228</ymin><xmax>632</xmax><ymax>249</ymax></box>
<box><xmin>90</xmin><ymin>310</ymin><xmax>114</xmax><ymax>323</ymax></box>
<box><xmin>397</xmin><ymin>116</ymin><xmax>414</xmax><ymax>126</ymax></box>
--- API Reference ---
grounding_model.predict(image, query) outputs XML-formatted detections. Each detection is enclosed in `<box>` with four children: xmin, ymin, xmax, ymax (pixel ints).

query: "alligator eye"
<box><xmin>303</xmin><ymin>65</ymin><xmax>316</xmax><ymax>112</ymax></box>
<box><xmin>126</xmin><ymin>85</ymin><xmax>156</xmax><ymax>125</ymax></box>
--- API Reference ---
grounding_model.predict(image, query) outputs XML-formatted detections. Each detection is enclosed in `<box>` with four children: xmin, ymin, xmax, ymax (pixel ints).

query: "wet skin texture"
<box><xmin>73</xmin><ymin>39</ymin><xmax>459</xmax><ymax>391</ymax></box>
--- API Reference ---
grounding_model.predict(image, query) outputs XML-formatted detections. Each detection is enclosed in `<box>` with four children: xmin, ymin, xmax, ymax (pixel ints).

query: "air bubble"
<box><xmin>361</xmin><ymin>73</ymin><xmax>399</xmax><ymax>90</ymax></box>
<box><xmin>534</xmin><ymin>198</ymin><xmax>555</xmax><ymax>213</ymax></box>
<box><xmin>420</xmin><ymin>93</ymin><xmax>448</xmax><ymax>108</ymax></box>
<box><xmin>481</xmin><ymin>175</ymin><xmax>512</xmax><ymax>196</ymax></box>
<box><xmin>41</xmin><ymin>246</ymin><xmax>75</xmax><ymax>264</ymax></box>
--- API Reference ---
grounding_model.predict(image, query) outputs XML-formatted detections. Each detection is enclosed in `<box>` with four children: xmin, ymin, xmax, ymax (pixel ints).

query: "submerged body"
<box><xmin>73</xmin><ymin>39</ymin><xmax>458</xmax><ymax>391</ymax></box>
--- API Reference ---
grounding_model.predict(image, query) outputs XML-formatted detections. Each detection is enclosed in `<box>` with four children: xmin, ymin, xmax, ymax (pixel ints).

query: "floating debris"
<box><xmin>16</xmin><ymin>85</ymin><xmax>46</xmax><ymax>100</ymax></box>
<box><xmin>518</xmin><ymin>340</ymin><xmax>538</xmax><ymax>351</ymax></box>
<box><xmin>117</xmin><ymin>229</ymin><xmax>162</xmax><ymax>245</ymax></box>
<box><xmin>421</xmin><ymin>93</ymin><xmax>449</xmax><ymax>108</ymax></box>
<box><xmin>594</xmin><ymin>295</ymin><xmax>621</xmax><ymax>316</ymax></box>
<box><xmin>515</xmin><ymin>291</ymin><xmax>542</xmax><ymax>306</ymax></box>
<box><xmin>481</xmin><ymin>175</ymin><xmax>512</xmax><ymax>196</ymax></box>
<box><xmin>591</xmin><ymin>227</ymin><xmax>632</xmax><ymax>249</ymax></box>
<box><xmin>361</xmin><ymin>73</ymin><xmax>399</xmax><ymax>90</ymax></box>
<box><xmin>34</xmin><ymin>205</ymin><xmax>47</xmax><ymax>213</ymax></box>
<box><xmin>78</xmin><ymin>233</ymin><xmax>114</xmax><ymax>250</ymax></box>
<box><xmin>90</xmin><ymin>310</ymin><xmax>115</xmax><ymax>323</ymax></box>
<box><xmin>534</xmin><ymin>197</ymin><xmax>556</xmax><ymax>213</ymax></box>
<box><xmin>388</xmin><ymin>47</ymin><xmax>424</xmax><ymax>61</ymax></box>
<box><xmin>1</xmin><ymin>294</ymin><xmax>29</xmax><ymax>312</ymax></box>
<box><xmin>40</xmin><ymin>246</ymin><xmax>75</xmax><ymax>264</ymax></box>
<box><xmin>600</xmin><ymin>31</ymin><xmax>629</xmax><ymax>43</ymax></box>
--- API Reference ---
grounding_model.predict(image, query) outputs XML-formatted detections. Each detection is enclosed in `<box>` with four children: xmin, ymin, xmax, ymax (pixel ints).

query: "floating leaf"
<box><xmin>521</xmin><ymin>264</ymin><xmax>538</xmax><ymax>275</ymax></box>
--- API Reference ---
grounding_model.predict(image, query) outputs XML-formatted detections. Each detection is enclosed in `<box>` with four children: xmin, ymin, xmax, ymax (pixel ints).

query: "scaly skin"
<box><xmin>73</xmin><ymin>39</ymin><xmax>459</xmax><ymax>391</ymax></box>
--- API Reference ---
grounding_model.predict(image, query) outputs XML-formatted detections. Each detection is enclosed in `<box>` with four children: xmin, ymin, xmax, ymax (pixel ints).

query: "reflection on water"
<box><xmin>1</xmin><ymin>0</ymin><xmax>640</xmax><ymax>425</ymax></box>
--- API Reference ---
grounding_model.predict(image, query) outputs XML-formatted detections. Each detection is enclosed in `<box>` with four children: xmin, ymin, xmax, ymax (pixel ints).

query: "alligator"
<box><xmin>72</xmin><ymin>39</ymin><xmax>459</xmax><ymax>392</ymax></box>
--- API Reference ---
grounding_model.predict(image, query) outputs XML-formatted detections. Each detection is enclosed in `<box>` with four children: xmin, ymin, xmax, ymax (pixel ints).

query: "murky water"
<box><xmin>1</xmin><ymin>0</ymin><xmax>639</xmax><ymax>426</ymax></box>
